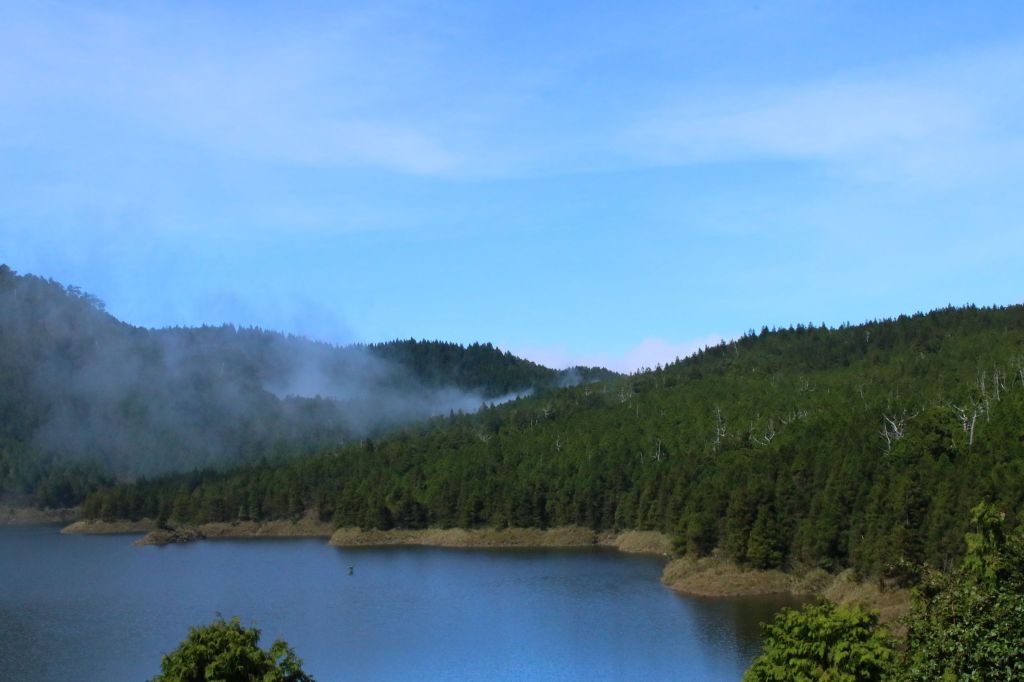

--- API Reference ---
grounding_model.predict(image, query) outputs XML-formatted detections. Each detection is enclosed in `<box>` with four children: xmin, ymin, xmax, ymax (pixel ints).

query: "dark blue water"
<box><xmin>0</xmin><ymin>525</ymin><xmax>800</xmax><ymax>681</ymax></box>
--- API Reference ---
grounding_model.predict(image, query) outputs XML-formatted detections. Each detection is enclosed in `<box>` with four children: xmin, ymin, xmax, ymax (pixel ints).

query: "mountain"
<box><xmin>85</xmin><ymin>303</ymin><xmax>1024</xmax><ymax>579</ymax></box>
<box><xmin>0</xmin><ymin>265</ymin><xmax>613</xmax><ymax>504</ymax></box>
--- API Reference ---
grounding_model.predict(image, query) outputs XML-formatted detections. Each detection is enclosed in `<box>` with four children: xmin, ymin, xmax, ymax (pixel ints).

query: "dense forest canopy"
<box><xmin>83</xmin><ymin>301</ymin><xmax>1024</xmax><ymax>578</ymax></box>
<box><xmin>0</xmin><ymin>265</ymin><xmax>609</xmax><ymax>505</ymax></box>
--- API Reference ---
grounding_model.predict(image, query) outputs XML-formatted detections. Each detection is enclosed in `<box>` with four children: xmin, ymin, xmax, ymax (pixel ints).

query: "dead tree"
<box><xmin>751</xmin><ymin>418</ymin><xmax>777</xmax><ymax>447</ymax></box>
<box><xmin>653</xmin><ymin>439</ymin><xmax>665</xmax><ymax>462</ymax></box>
<box><xmin>950</xmin><ymin>401</ymin><xmax>984</xmax><ymax>449</ymax></box>
<box><xmin>712</xmin><ymin>405</ymin><xmax>727</xmax><ymax>452</ymax></box>
<box><xmin>881</xmin><ymin>410</ymin><xmax>917</xmax><ymax>453</ymax></box>
<box><xmin>978</xmin><ymin>371</ymin><xmax>992</xmax><ymax>420</ymax></box>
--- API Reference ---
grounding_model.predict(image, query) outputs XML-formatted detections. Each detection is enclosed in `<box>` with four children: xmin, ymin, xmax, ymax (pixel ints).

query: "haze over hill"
<box><xmin>6</xmin><ymin>261</ymin><xmax>1024</xmax><ymax>584</ymax></box>
<box><xmin>0</xmin><ymin>265</ymin><xmax>614</xmax><ymax>499</ymax></box>
<box><xmin>86</xmin><ymin>302</ymin><xmax>1024</xmax><ymax>580</ymax></box>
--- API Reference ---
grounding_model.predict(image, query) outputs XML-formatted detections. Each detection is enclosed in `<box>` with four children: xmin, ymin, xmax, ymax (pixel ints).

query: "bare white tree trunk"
<box><xmin>880</xmin><ymin>410</ymin><xmax>917</xmax><ymax>453</ymax></box>
<box><xmin>712</xmin><ymin>405</ymin><xmax>727</xmax><ymax>452</ymax></box>
<box><xmin>950</xmin><ymin>400</ymin><xmax>984</xmax><ymax>449</ymax></box>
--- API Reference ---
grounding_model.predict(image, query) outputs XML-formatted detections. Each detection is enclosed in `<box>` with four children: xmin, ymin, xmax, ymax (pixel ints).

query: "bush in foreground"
<box><xmin>745</xmin><ymin>503</ymin><xmax>1024</xmax><ymax>681</ymax></box>
<box><xmin>151</xmin><ymin>616</ymin><xmax>314</xmax><ymax>682</ymax></box>
<box><xmin>743</xmin><ymin>601</ymin><xmax>894</xmax><ymax>682</ymax></box>
<box><xmin>893</xmin><ymin>503</ymin><xmax>1024</xmax><ymax>681</ymax></box>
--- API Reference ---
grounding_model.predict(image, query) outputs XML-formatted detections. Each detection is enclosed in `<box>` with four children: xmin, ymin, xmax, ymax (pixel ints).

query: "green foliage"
<box><xmin>83</xmin><ymin>303</ymin><xmax>1024</xmax><ymax>580</ymax></box>
<box><xmin>743</xmin><ymin>510</ymin><xmax>1024</xmax><ymax>682</ymax></box>
<box><xmin>746</xmin><ymin>504</ymin><xmax>786</xmax><ymax>570</ymax></box>
<box><xmin>367</xmin><ymin>338</ymin><xmax>614</xmax><ymax>397</ymax></box>
<box><xmin>0</xmin><ymin>264</ymin><xmax>600</xmax><ymax>502</ymax></box>
<box><xmin>962</xmin><ymin>501</ymin><xmax>1007</xmax><ymax>587</ymax></box>
<box><xmin>151</xmin><ymin>616</ymin><xmax>313</xmax><ymax>682</ymax></box>
<box><xmin>894</xmin><ymin>506</ymin><xmax>1024</xmax><ymax>682</ymax></box>
<box><xmin>0</xmin><ymin>444</ymin><xmax>111</xmax><ymax>508</ymax></box>
<box><xmin>743</xmin><ymin>602</ymin><xmax>894</xmax><ymax>682</ymax></box>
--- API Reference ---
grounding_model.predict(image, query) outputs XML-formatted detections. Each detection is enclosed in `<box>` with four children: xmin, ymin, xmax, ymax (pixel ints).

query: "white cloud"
<box><xmin>629</xmin><ymin>43</ymin><xmax>1024</xmax><ymax>188</ymax></box>
<box><xmin>11</xmin><ymin>3</ymin><xmax>1021</xmax><ymax>187</ymax></box>
<box><xmin>515</xmin><ymin>334</ymin><xmax>725</xmax><ymax>374</ymax></box>
<box><xmin>5</xmin><ymin>3</ymin><xmax>1024</xmax><ymax>189</ymax></box>
<box><xmin>0</xmin><ymin>2</ymin><xmax>455</xmax><ymax>175</ymax></box>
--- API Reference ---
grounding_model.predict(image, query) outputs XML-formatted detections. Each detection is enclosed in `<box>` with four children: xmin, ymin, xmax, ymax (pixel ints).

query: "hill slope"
<box><xmin>0</xmin><ymin>265</ymin><xmax>609</xmax><ymax>504</ymax></box>
<box><xmin>85</xmin><ymin>304</ymin><xmax>1024</xmax><ymax>578</ymax></box>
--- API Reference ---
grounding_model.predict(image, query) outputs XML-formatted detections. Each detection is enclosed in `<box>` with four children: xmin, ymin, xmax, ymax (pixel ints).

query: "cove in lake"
<box><xmin>0</xmin><ymin>525</ymin><xmax>802</xmax><ymax>681</ymax></box>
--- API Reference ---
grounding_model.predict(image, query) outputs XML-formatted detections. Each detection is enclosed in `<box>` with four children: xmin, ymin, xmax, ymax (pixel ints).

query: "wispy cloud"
<box><xmin>0</xmin><ymin>1</ymin><xmax>455</xmax><ymax>175</ymax></box>
<box><xmin>628</xmin><ymin>43</ymin><xmax>1024</xmax><ymax>187</ymax></box>
<box><xmin>7</xmin><ymin>3</ymin><xmax>1020</xmax><ymax>187</ymax></box>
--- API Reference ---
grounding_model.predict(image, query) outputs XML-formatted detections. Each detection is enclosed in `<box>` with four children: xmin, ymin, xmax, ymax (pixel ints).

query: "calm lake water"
<box><xmin>0</xmin><ymin>525</ymin><xmax>802</xmax><ymax>681</ymax></box>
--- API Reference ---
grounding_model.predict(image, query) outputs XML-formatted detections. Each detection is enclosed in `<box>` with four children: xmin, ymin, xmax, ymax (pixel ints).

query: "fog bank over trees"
<box><xmin>0</xmin><ymin>265</ymin><xmax>613</xmax><ymax>491</ymax></box>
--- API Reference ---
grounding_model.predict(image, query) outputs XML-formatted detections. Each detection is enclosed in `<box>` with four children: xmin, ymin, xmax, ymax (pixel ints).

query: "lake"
<box><xmin>0</xmin><ymin>525</ymin><xmax>802</xmax><ymax>681</ymax></box>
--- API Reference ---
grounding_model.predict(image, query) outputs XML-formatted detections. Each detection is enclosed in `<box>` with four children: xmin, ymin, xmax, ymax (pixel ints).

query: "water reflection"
<box><xmin>0</xmin><ymin>526</ymin><xmax>804</xmax><ymax>681</ymax></box>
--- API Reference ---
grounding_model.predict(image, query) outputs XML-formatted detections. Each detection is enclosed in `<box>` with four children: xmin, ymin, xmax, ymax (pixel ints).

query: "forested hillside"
<box><xmin>366</xmin><ymin>339</ymin><xmax>616</xmax><ymax>397</ymax></box>
<box><xmin>84</xmin><ymin>304</ymin><xmax>1024</xmax><ymax>578</ymax></box>
<box><xmin>0</xmin><ymin>265</ymin><xmax>603</xmax><ymax>506</ymax></box>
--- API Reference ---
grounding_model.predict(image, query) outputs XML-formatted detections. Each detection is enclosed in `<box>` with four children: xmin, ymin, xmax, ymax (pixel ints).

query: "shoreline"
<box><xmin>660</xmin><ymin>556</ymin><xmax>909</xmax><ymax>623</ymax></box>
<box><xmin>1</xmin><ymin>505</ymin><xmax>78</xmax><ymax>526</ymax></box>
<box><xmin>59</xmin><ymin>518</ymin><xmax>909</xmax><ymax>619</ymax></box>
<box><xmin>62</xmin><ymin>515</ymin><xmax>335</xmax><ymax>542</ymax></box>
<box><xmin>62</xmin><ymin>520</ymin><xmax>671</xmax><ymax>554</ymax></box>
<box><xmin>328</xmin><ymin>526</ymin><xmax>674</xmax><ymax>555</ymax></box>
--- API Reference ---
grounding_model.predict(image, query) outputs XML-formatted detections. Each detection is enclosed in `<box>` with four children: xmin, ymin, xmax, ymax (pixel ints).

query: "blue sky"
<box><xmin>1</xmin><ymin>1</ymin><xmax>1022</xmax><ymax>371</ymax></box>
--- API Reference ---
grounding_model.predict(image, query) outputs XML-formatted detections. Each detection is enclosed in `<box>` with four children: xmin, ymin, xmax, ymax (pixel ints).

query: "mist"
<box><xmin>0</xmin><ymin>266</ymin><xmax>544</xmax><ymax>478</ymax></box>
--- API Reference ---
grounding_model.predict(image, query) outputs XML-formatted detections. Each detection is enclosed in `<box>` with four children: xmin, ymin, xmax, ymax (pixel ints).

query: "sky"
<box><xmin>1</xmin><ymin>1</ymin><xmax>1022</xmax><ymax>372</ymax></box>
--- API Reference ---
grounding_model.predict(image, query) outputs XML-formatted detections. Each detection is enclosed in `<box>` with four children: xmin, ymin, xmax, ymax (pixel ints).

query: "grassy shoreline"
<box><xmin>61</xmin><ymin>516</ymin><xmax>335</xmax><ymax>540</ymax></box>
<box><xmin>1</xmin><ymin>505</ymin><xmax>78</xmax><ymax>526</ymax></box>
<box><xmin>59</xmin><ymin>518</ymin><xmax>909</xmax><ymax>619</ymax></box>
<box><xmin>661</xmin><ymin>555</ymin><xmax>909</xmax><ymax>623</ymax></box>
<box><xmin>327</xmin><ymin>526</ymin><xmax>674</xmax><ymax>555</ymax></box>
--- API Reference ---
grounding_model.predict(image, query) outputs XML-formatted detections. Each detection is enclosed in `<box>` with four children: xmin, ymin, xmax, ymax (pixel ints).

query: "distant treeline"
<box><xmin>83</xmin><ymin>304</ymin><xmax>1024</xmax><ymax>577</ymax></box>
<box><xmin>0</xmin><ymin>265</ymin><xmax>611</xmax><ymax>505</ymax></box>
<box><xmin>365</xmin><ymin>339</ymin><xmax>616</xmax><ymax>396</ymax></box>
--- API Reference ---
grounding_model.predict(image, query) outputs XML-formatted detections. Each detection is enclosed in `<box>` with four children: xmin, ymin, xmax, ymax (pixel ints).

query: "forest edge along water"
<box><xmin>60</xmin><ymin>515</ymin><xmax>909</xmax><ymax>617</ymax></box>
